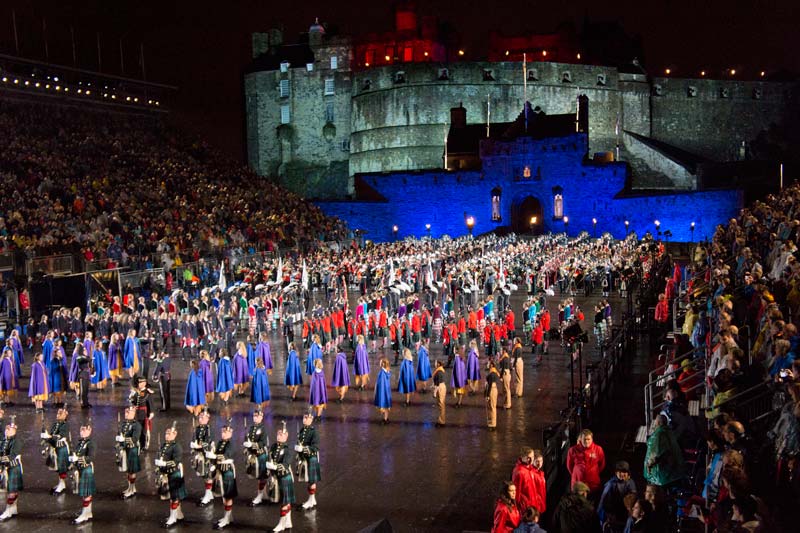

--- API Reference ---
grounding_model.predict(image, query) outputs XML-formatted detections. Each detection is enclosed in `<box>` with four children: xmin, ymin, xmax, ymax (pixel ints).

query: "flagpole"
<box><xmin>97</xmin><ymin>33</ymin><xmax>103</xmax><ymax>72</ymax></box>
<box><xmin>523</xmin><ymin>53</ymin><xmax>528</xmax><ymax>132</ymax></box>
<box><xmin>70</xmin><ymin>26</ymin><xmax>77</xmax><ymax>66</ymax></box>
<box><xmin>486</xmin><ymin>94</ymin><xmax>490</xmax><ymax>138</ymax></box>
<box><xmin>12</xmin><ymin>10</ymin><xmax>19</xmax><ymax>54</ymax></box>
<box><xmin>42</xmin><ymin>19</ymin><xmax>49</xmax><ymax>60</ymax></box>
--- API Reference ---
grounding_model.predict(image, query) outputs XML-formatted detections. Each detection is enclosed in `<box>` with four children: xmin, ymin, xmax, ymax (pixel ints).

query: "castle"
<box><xmin>244</xmin><ymin>5</ymin><xmax>795</xmax><ymax>241</ymax></box>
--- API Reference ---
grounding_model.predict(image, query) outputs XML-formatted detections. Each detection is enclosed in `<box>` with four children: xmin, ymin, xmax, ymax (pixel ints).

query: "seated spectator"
<box><xmin>703</xmin><ymin>433</ymin><xmax>727</xmax><ymax>503</ymax></box>
<box><xmin>643</xmin><ymin>484</ymin><xmax>668</xmax><ymax>533</ymax></box>
<box><xmin>598</xmin><ymin>460</ymin><xmax>636</xmax><ymax>533</ymax></box>
<box><xmin>644</xmin><ymin>414</ymin><xmax>686</xmax><ymax>488</ymax></box>
<box><xmin>769</xmin><ymin>339</ymin><xmax>796</xmax><ymax>379</ymax></box>
<box><xmin>707</xmin><ymin>369</ymin><xmax>737</xmax><ymax>419</ymax></box>
<box><xmin>512</xmin><ymin>506</ymin><xmax>547</xmax><ymax>533</ymax></box>
<box><xmin>552</xmin><ymin>482</ymin><xmax>601</xmax><ymax>533</ymax></box>
<box><xmin>730</xmin><ymin>495</ymin><xmax>762</xmax><ymax>532</ymax></box>
<box><xmin>622</xmin><ymin>498</ymin><xmax>653</xmax><ymax>533</ymax></box>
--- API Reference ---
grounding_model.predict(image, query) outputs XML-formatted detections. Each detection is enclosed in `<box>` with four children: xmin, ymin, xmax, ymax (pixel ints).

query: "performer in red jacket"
<box><xmin>566</xmin><ymin>429</ymin><xmax>606</xmax><ymax>496</ymax></box>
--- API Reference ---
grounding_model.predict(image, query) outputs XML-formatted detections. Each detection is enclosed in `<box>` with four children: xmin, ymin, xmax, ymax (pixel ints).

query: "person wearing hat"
<box><xmin>267</xmin><ymin>421</ymin><xmax>295</xmax><ymax>532</ymax></box>
<box><xmin>432</xmin><ymin>360</ymin><xmax>447</xmax><ymax>427</ymax></box>
<box><xmin>129</xmin><ymin>376</ymin><xmax>154</xmax><ymax>450</ymax></box>
<box><xmin>42</xmin><ymin>406</ymin><xmax>70</xmax><ymax>494</ymax></box>
<box><xmin>485</xmin><ymin>358</ymin><xmax>500</xmax><ymax>431</ymax></box>
<box><xmin>244</xmin><ymin>408</ymin><xmax>270</xmax><ymax>506</ymax></box>
<box><xmin>0</xmin><ymin>416</ymin><xmax>22</xmax><ymax>520</ymax></box>
<box><xmin>156</xmin><ymin>422</ymin><xmax>186</xmax><ymax>527</ymax></box>
<box><xmin>598</xmin><ymin>460</ymin><xmax>637</xmax><ymax>533</ymax></box>
<box><xmin>552</xmin><ymin>481</ymin><xmax>596</xmax><ymax>533</ymax></box>
<box><xmin>152</xmin><ymin>350</ymin><xmax>172</xmax><ymax>412</ymax></box>
<box><xmin>191</xmin><ymin>408</ymin><xmax>216</xmax><ymax>506</ymax></box>
<box><xmin>70</xmin><ymin>419</ymin><xmax>96</xmax><ymax>524</ymax></box>
<box><xmin>212</xmin><ymin>418</ymin><xmax>237</xmax><ymax>529</ymax></box>
<box><xmin>296</xmin><ymin>409</ymin><xmax>321</xmax><ymax>510</ymax></box>
<box><xmin>117</xmin><ymin>404</ymin><xmax>143</xmax><ymax>499</ymax></box>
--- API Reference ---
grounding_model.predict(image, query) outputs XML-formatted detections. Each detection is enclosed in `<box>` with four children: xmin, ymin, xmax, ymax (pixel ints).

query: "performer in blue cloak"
<box><xmin>47</xmin><ymin>340</ymin><xmax>68</xmax><ymax>406</ymax></box>
<box><xmin>250</xmin><ymin>358</ymin><xmax>271</xmax><ymax>410</ymax></box>
<box><xmin>184</xmin><ymin>359</ymin><xmax>206</xmax><ymax>416</ymax></box>
<box><xmin>330</xmin><ymin>350</ymin><xmax>350</xmax><ymax>403</ymax></box>
<box><xmin>466</xmin><ymin>340</ymin><xmax>482</xmax><ymax>394</ymax></box>
<box><xmin>397</xmin><ymin>348</ymin><xmax>417</xmax><ymax>406</ymax></box>
<box><xmin>256</xmin><ymin>333</ymin><xmax>273</xmax><ymax>374</ymax></box>
<box><xmin>215</xmin><ymin>348</ymin><xmax>234</xmax><ymax>405</ymax></box>
<box><xmin>374</xmin><ymin>358</ymin><xmax>392</xmax><ymax>424</ymax></box>
<box><xmin>451</xmin><ymin>350</ymin><xmax>467</xmax><ymax>408</ymax></box>
<box><xmin>353</xmin><ymin>336</ymin><xmax>370</xmax><ymax>391</ymax></box>
<box><xmin>306</xmin><ymin>335</ymin><xmax>323</xmax><ymax>375</ymax></box>
<box><xmin>416</xmin><ymin>338</ymin><xmax>432</xmax><ymax>392</ymax></box>
<box><xmin>284</xmin><ymin>342</ymin><xmax>303</xmax><ymax>401</ymax></box>
<box><xmin>308</xmin><ymin>359</ymin><xmax>328</xmax><ymax>419</ymax></box>
<box><xmin>42</xmin><ymin>333</ymin><xmax>54</xmax><ymax>367</ymax></box>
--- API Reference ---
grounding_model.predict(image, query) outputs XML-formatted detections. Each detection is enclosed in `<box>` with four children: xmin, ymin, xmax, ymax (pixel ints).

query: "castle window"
<box><xmin>438</xmin><ymin>68</ymin><xmax>449</xmax><ymax>81</ymax></box>
<box><xmin>403</xmin><ymin>46</ymin><xmax>413</xmax><ymax>62</ymax></box>
<box><xmin>280</xmin><ymin>105</ymin><xmax>291</xmax><ymax>124</ymax></box>
<box><xmin>491</xmin><ymin>187</ymin><xmax>502</xmax><ymax>221</ymax></box>
<box><xmin>340</xmin><ymin>139</ymin><xmax>350</xmax><ymax>152</ymax></box>
<box><xmin>279</xmin><ymin>79</ymin><xmax>290</xmax><ymax>98</ymax></box>
<box><xmin>306</xmin><ymin>63</ymin><xmax>314</xmax><ymax>72</ymax></box>
<box><xmin>362</xmin><ymin>79</ymin><xmax>372</xmax><ymax>91</ymax></box>
<box><xmin>553</xmin><ymin>193</ymin><xmax>563</xmax><ymax>219</ymax></box>
<box><xmin>280</xmin><ymin>61</ymin><xmax>290</xmax><ymax>73</ymax></box>
<box><xmin>653</xmin><ymin>84</ymin><xmax>663</xmax><ymax>96</ymax></box>
<box><xmin>753</xmin><ymin>87</ymin><xmax>763</xmax><ymax>100</ymax></box>
<box><xmin>527</xmin><ymin>69</ymin><xmax>538</xmax><ymax>81</ymax></box>
<box><xmin>719</xmin><ymin>87</ymin><xmax>730</xmax><ymax>99</ymax></box>
<box><xmin>687</xmin><ymin>86</ymin><xmax>698</xmax><ymax>98</ymax></box>
<box><xmin>483</xmin><ymin>69</ymin><xmax>495</xmax><ymax>81</ymax></box>
<box><xmin>523</xmin><ymin>166</ymin><xmax>531</xmax><ymax>178</ymax></box>
<box><xmin>394</xmin><ymin>71</ymin><xmax>406</xmax><ymax>84</ymax></box>
<box><xmin>561</xmin><ymin>71</ymin><xmax>572</xmax><ymax>83</ymax></box>
<box><xmin>324</xmin><ymin>78</ymin><xmax>335</xmax><ymax>96</ymax></box>
<box><xmin>325</xmin><ymin>102</ymin><xmax>335</xmax><ymax>123</ymax></box>
<box><xmin>596</xmin><ymin>73</ymin><xmax>607</xmax><ymax>86</ymax></box>
<box><xmin>330</xmin><ymin>56</ymin><xmax>338</xmax><ymax>70</ymax></box>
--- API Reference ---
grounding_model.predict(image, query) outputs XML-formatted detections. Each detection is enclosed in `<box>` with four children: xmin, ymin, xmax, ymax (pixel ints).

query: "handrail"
<box><xmin>712</xmin><ymin>379</ymin><xmax>772</xmax><ymax>412</ymax></box>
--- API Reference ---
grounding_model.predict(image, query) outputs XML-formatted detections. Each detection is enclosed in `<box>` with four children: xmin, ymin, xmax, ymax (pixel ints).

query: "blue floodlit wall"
<box><xmin>317</xmin><ymin>133</ymin><xmax>743</xmax><ymax>242</ymax></box>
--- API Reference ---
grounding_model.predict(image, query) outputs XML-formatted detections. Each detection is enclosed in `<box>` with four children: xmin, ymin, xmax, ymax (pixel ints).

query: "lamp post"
<box><xmin>425</xmin><ymin>223</ymin><xmax>431</xmax><ymax>238</ymax></box>
<box><xmin>592</xmin><ymin>217</ymin><xmax>597</xmax><ymax>238</ymax></box>
<box><xmin>624</xmin><ymin>220</ymin><xmax>629</xmax><ymax>235</ymax></box>
<box><xmin>563</xmin><ymin>216</ymin><xmax>569</xmax><ymax>235</ymax></box>
<box><xmin>529</xmin><ymin>215</ymin><xmax>537</xmax><ymax>234</ymax></box>
<box><xmin>690</xmin><ymin>221</ymin><xmax>695</xmax><ymax>243</ymax></box>
<box><xmin>466</xmin><ymin>216</ymin><xmax>475</xmax><ymax>237</ymax></box>
<box><xmin>392</xmin><ymin>225</ymin><xmax>398</xmax><ymax>241</ymax></box>
<box><xmin>654</xmin><ymin>219</ymin><xmax>661</xmax><ymax>237</ymax></box>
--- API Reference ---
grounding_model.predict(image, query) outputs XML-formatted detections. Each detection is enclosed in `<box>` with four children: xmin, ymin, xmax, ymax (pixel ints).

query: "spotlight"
<box><xmin>458</xmin><ymin>50</ymin><xmax>464</xmax><ymax>56</ymax></box>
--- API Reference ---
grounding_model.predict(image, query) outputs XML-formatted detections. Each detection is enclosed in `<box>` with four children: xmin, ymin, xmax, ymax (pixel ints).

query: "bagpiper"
<box><xmin>41</xmin><ymin>406</ymin><xmax>70</xmax><ymax>494</ymax></box>
<box><xmin>129</xmin><ymin>375</ymin><xmax>154</xmax><ymax>449</ymax></box>
<box><xmin>295</xmin><ymin>408</ymin><xmax>321</xmax><ymax>510</ymax></box>
<box><xmin>244</xmin><ymin>407</ymin><xmax>270</xmax><ymax>506</ymax></box>
<box><xmin>69</xmin><ymin>419</ymin><xmax>96</xmax><ymax>524</ymax></box>
<box><xmin>0</xmin><ymin>416</ymin><xmax>22</xmax><ymax>521</ymax></box>
<box><xmin>116</xmin><ymin>404</ymin><xmax>143</xmax><ymax>499</ymax></box>
<box><xmin>191</xmin><ymin>407</ymin><xmax>216</xmax><ymax>506</ymax></box>
<box><xmin>268</xmin><ymin>420</ymin><xmax>295</xmax><ymax>532</ymax></box>
<box><xmin>155</xmin><ymin>421</ymin><xmax>186</xmax><ymax>528</ymax></box>
<box><xmin>212</xmin><ymin>418</ymin><xmax>237</xmax><ymax>529</ymax></box>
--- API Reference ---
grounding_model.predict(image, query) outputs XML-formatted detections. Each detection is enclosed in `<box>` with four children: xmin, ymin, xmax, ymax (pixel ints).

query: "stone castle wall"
<box><xmin>245</xmin><ymin>42</ymin><xmax>796</xmax><ymax>199</ymax></box>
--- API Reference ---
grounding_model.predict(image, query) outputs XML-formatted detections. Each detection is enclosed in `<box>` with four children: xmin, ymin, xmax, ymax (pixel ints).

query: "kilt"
<box><xmin>56</xmin><ymin>446</ymin><xmax>70</xmax><ymax>474</ymax></box>
<box><xmin>220</xmin><ymin>469</ymin><xmax>238</xmax><ymax>499</ymax></box>
<box><xmin>78</xmin><ymin>466</ymin><xmax>96</xmax><ymax>497</ymax></box>
<box><xmin>412</xmin><ymin>332</ymin><xmax>421</xmax><ymax>343</ymax></box>
<box><xmin>319</xmin><ymin>330</ymin><xmax>328</xmax><ymax>345</ymax></box>
<box><xmin>277</xmin><ymin>473</ymin><xmax>295</xmax><ymax>505</ymax></box>
<box><xmin>306</xmin><ymin>456</ymin><xmax>321</xmax><ymax>483</ymax></box>
<box><xmin>126</xmin><ymin>447</ymin><xmax>141</xmax><ymax>474</ymax></box>
<box><xmin>257</xmin><ymin>454</ymin><xmax>269</xmax><ymax>480</ymax></box>
<box><xmin>168</xmin><ymin>471</ymin><xmax>187</xmax><ymax>501</ymax></box>
<box><xmin>331</xmin><ymin>326</ymin><xmax>339</xmax><ymax>339</ymax></box>
<box><xmin>6</xmin><ymin>465</ymin><xmax>23</xmax><ymax>493</ymax></box>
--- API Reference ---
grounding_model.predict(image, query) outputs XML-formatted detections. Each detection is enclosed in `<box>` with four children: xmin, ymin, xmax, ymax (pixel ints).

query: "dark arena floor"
<box><xmin>0</xmin><ymin>288</ymin><xmax>648</xmax><ymax>532</ymax></box>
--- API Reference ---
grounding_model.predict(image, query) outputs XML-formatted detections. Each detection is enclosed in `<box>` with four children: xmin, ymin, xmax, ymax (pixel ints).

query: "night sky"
<box><xmin>2</xmin><ymin>0</ymin><xmax>798</xmax><ymax>161</ymax></box>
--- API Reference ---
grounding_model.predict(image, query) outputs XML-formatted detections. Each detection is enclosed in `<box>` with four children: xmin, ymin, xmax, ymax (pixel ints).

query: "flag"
<box><xmin>276</xmin><ymin>256</ymin><xmax>283</xmax><ymax>284</ymax></box>
<box><xmin>301</xmin><ymin>260</ymin><xmax>309</xmax><ymax>289</ymax></box>
<box><xmin>388</xmin><ymin>261</ymin><xmax>395</xmax><ymax>285</ymax></box>
<box><xmin>218</xmin><ymin>265</ymin><xmax>226</xmax><ymax>292</ymax></box>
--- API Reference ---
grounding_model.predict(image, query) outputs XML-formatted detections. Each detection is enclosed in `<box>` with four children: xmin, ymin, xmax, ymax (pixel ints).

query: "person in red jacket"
<box><xmin>531</xmin><ymin>321</ymin><xmax>544</xmax><ymax>364</ymax></box>
<box><xmin>566</xmin><ymin>429</ymin><xmax>606</xmax><ymax>496</ymax></box>
<box><xmin>505</xmin><ymin>309</ymin><xmax>516</xmax><ymax>342</ymax></box>
<box><xmin>654</xmin><ymin>294</ymin><xmax>669</xmax><ymax>324</ymax></box>
<box><xmin>492</xmin><ymin>481</ymin><xmax>521</xmax><ymax>533</ymax></box>
<box><xmin>540</xmin><ymin>309</ymin><xmax>551</xmax><ymax>355</ymax></box>
<box><xmin>511</xmin><ymin>447</ymin><xmax>547</xmax><ymax>516</ymax></box>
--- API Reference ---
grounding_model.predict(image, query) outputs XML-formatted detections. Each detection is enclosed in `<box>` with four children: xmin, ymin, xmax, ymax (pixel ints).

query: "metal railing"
<box><xmin>542</xmin><ymin>408</ymin><xmax>577</xmax><ymax>494</ymax></box>
<box><xmin>710</xmin><ymin>379</ymin><xmax>776</xmax><ymax>424</ymax></box>
<box><xmin>643</xmin><ymin>346</ymin><xmax>707</xmax><ymax>430</ymax></box>
<box><xmin>25</xmin><ymin>254</ymin><xmax>74</xmax><ymax>278</ymax></box>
